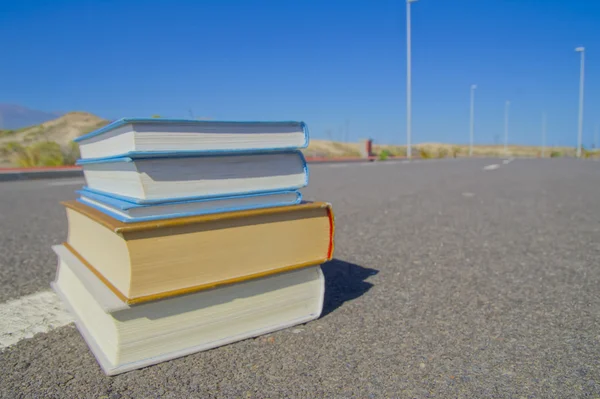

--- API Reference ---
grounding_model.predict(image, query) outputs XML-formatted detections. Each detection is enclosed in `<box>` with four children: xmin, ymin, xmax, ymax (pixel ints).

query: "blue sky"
<box><xmin>1</xmin><ymin>0</ymin><xmax>599</xmax><ymax>147</ymax></box>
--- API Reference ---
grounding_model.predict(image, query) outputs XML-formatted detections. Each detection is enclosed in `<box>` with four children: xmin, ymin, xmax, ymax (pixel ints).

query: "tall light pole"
<box><xmin>542</xmin><ymin>111</ymin><xmax>547</xmax><ymax>158</ymax></box>
<box><xmin>575</xmin><ymin>47</ymin><xmax>585</xmax><ymax>158</ymax></box>
<box><xmin>469</xmin><ymin>84</ymin><xmax>476</xmax><ymax>156</ymax></box>
<box><xmin>406</xmin><ymin>0</ymin><xmax>418</xmax><ymax>159</ymax></box>
<box><xmin>504</xmin><ymin>100</ymin><xmax>510</xmax><ymax>153</ymax></box>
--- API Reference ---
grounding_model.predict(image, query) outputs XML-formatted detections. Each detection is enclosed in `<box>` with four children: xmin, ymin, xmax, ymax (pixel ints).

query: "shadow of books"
<box><xmin>320</xmin><ymin>259</ymin><xmax>379</xmax><ymax>318</ymax></box>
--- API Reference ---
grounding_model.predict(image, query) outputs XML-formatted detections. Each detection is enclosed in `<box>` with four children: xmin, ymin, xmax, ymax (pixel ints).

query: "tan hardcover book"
<box><xmin>61</xmin><ymin>200</ymin><xmax>334</xmax><ymax>305</ymax></box>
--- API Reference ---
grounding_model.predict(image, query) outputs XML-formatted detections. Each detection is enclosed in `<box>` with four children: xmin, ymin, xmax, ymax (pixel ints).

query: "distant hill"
<box><xmin>0</xmin><ymin>112</ymin><xmax>109</xmax><ymax>147</ymax></box>
<box><xmin>0</xmin><ymin>104</ymin><xmax>65</xmax><ymax>130</ymax></box>
<box><xmin>0</xmin><ymin>112</ymin><xmax>110</xmax><ymax>167</ymax></box>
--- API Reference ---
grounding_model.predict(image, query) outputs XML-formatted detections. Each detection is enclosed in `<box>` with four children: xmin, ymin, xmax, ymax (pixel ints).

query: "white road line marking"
<box><xmin>327</xmin><ymin>164</ymin><xmax>348</xmax><ymax>168</ymax></box>
<box><xmin>483</xmin><ymin>164</ymin><xmax>500</xmax><ymax>170</ymax></box>
<box><xmin>503</xmin><ymin>158</ymin><xmax>514</xmax><ymax>164</ymax></box>
<box><xmin>46</xmin><ymin>179</ymin><xmax>85</xmax><ymax>186</ymax></box>
<box><xmin>0</xmin><ymin>290</ymin><xmax>72</xmax><ymax>349</ymax></box>
<box><xmin>377</xmin><ymin>161</ymin><xmax>404</xmax><ymax>165</ymax></box>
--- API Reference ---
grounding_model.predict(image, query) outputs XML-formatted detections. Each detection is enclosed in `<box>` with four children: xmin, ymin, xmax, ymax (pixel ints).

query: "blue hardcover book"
<box><xmin>73</xmin><ymin>118</ymin><xmax>309</xmax><ymax>160</ymax></box>
<box><xmin>76</xmin><ymin>188</ymin><xmax>303</xmax><ymax>223</ymax></box>
<box><xmin>76</xmin><ymin>151</ymin><xmax>308</xmax><ymax>204</ymax></box>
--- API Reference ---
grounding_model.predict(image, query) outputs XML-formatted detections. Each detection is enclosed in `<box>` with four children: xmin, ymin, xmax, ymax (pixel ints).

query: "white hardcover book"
<box><xmin>77</xmin><ymin>151</ymin><xmax>308</xmax><ymax>203</ymax></box>
<box><xmin>73</xmin><ymin>118</ymin><xmax>309</xmax><ymax>160</ymax></box>
<box><xmin>50</xmin><ymin>244</ymin><xmax>325</xmax><ymax>376</ymax></box>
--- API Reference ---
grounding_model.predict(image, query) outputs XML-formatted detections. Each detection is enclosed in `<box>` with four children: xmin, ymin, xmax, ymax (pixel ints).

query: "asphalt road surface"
<box><xmin>1</xmin><ymin>158</ymin><xmax>599</xmax><ymax>398</ymax></box>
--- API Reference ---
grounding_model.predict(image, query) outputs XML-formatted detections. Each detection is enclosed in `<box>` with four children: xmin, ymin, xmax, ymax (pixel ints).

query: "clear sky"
<box><xmin>1</xmin><ymin>0</ymin><xmax>599</xmax><ymax>147</ymax></box>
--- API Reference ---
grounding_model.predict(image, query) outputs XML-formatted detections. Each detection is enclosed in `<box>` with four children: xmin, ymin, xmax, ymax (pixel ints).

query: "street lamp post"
<box><xmin>542</xmin><ymin>111</ymin><xmax>547</xmax><ymax>158</ymax></box>
<box><xmin>575</xmin><ymin>47</ymin><xmax>585</xmax><ymax>158</ymax></box>
<box><xmin>469</xmin><ymin>84</ymin><xmax>476</xmax><ymax>156</ymax></box>
<box><xmin>406</xmin><ymin>0</ymin><xmax>418</xmax><ymax>159</ymax></box>
<box><xmin>504</xmin><ymin>100</ymin><xmax>510</xmax><ymax>153</ymax></box>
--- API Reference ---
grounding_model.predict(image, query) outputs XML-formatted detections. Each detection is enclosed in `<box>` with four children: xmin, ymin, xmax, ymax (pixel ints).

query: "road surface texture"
<box><xmin>0</xmin><ymin>158</ymin><xmax>599</xmax><ymax>398</ymax></box>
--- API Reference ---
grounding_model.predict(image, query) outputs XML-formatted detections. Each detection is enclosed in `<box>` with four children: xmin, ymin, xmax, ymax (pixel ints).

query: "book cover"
<box><xmin>62</xmin><ymin>199</ymin><xmax>335</xmax><ymax>304</ymax></box>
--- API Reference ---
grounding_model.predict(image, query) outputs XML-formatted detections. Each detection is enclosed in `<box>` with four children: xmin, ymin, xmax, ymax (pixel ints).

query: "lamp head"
<box><xmin>575</xmin><ymin>47</ymin><xmax>585</xmax><ymax>52</ymax></box>
<box><xmin>471</xmin><ymin>84</ymin><xmax>477</xmax><ymax>90</ymax></box>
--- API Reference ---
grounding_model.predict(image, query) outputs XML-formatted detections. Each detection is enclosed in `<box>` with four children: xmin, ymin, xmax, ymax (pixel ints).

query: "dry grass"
<box><xmin>303</xmin><ymin>140</ymin><xmax>363</xmax><ymax>158</ymax></box>
<box><xmin>1</xmin><ymin>141</ymin><xmax>81</xmax><ymax>167</ymax></box>
<box><xmin>405</xmin><ymin>143</ymin><xmax>580</xmax><ymax>159</ymax></box>
<box><xmin>303</xmin><ymin>140</ymin><xmax>588</xmax><ymax>160</ymax></box>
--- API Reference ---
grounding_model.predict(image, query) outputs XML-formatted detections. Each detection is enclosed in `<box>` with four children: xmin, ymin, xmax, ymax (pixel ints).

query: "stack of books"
<box><xmin>51</xmin><ymin>118</ymin><xmax>335</xmax><ymax>375</ymax></box>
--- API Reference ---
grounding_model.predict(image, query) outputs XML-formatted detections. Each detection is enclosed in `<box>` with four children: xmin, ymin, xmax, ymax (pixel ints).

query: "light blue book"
<box><xmin>73</xmin><ymin>118</ymin><xmax>309</xmax><ymax>160</ymax></box>
<box><xmin>76</xmin><ymin>188</ymin><xmax>302</xmax><ymax>223</ymax></box>
<box><xmin>76</xmin><ymin>151</ymin><xmax>308</xmax><ymax>203</ymax></box>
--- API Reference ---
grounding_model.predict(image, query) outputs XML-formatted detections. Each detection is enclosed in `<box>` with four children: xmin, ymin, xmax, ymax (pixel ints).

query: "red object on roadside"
<box><xmin>365</xmin><ymin>139</ymin><xmax>373</xmax><ymax>157</ymax></box>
